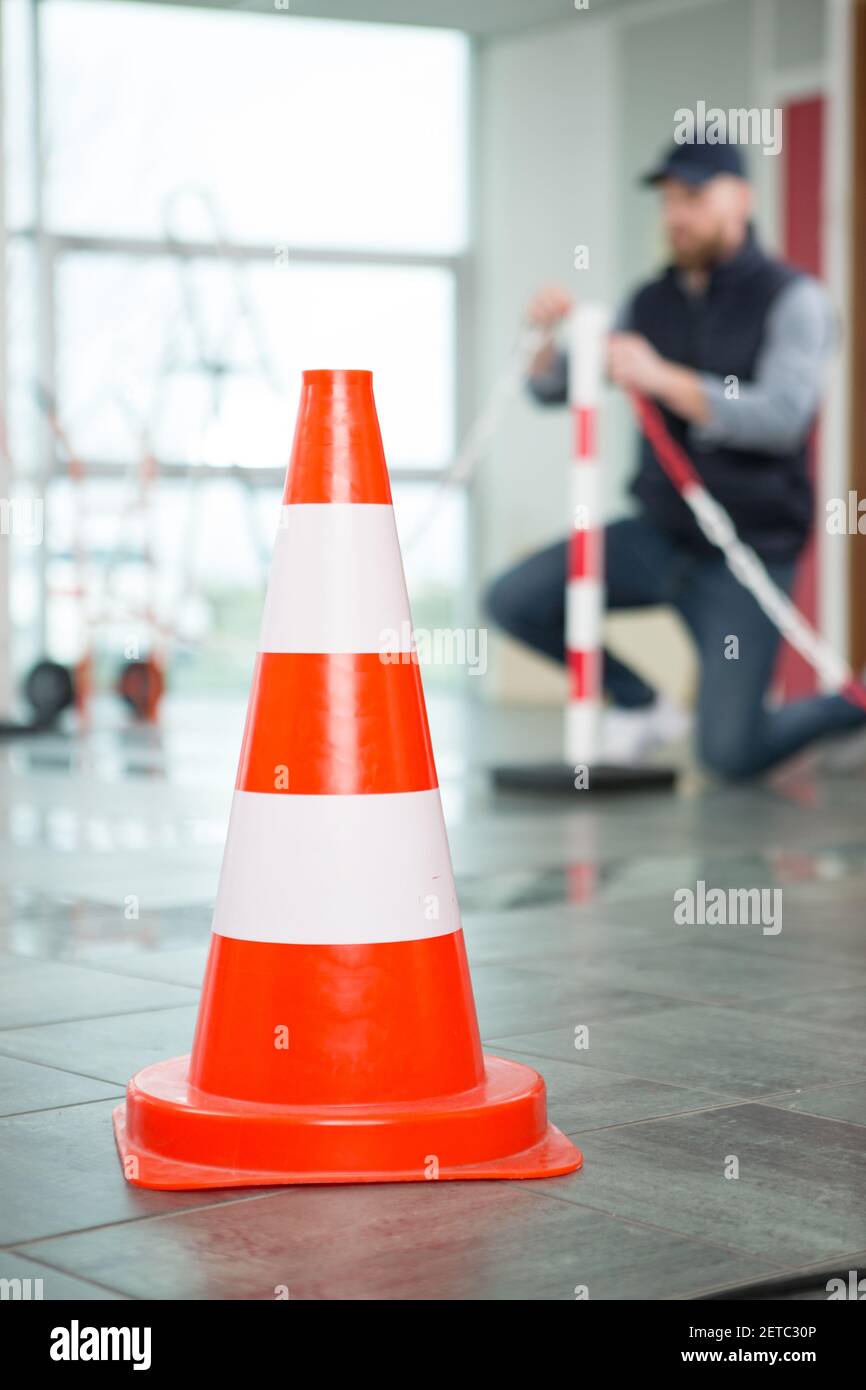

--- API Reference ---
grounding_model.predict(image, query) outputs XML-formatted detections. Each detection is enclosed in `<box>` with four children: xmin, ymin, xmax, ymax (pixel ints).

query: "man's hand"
<box><xmin>525</xmin><ymin>285</ymin><xmax>573</xmax><ymax>380</ymax></box>
<box><xmin>526</xmin><ymin>284</ymin><xmax>573</xmax><ymax>330</ymax></box>
<box><xmin>606</xmin><ymin>332</ymin><xmax>667</xmax><ymax>395</ymax></box>
<box><xmin>607</xmin><ymin>331</ymin><xmax>711</xmax><ymax>426</ymax></box>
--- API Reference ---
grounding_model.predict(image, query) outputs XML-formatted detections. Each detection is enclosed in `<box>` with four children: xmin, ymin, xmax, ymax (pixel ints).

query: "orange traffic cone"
<box><xmin>114</xmin><ymin>369</ymin><xmax>582</xmax><ymax>1188</ymax></box>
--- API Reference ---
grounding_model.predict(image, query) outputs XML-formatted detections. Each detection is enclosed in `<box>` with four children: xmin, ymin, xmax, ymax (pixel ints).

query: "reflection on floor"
<box><xmin>0</xmin><ymin>695</ymin><xmax>864</xmax><ymax>1300</ymax></box>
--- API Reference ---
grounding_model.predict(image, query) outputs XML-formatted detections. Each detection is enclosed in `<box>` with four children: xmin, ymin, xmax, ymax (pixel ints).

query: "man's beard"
<box><xmin>672</xmin><ymin>231</ymin><xmax>731</xmax><ymax>270</ymax></box>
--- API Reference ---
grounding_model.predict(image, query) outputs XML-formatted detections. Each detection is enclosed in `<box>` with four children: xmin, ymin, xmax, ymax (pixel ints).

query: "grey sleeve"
<box><xmin>690</xmin><ymin>277</ymin><xmax>837</xmax><ymax>454</ymax></box>
<box><xmin>526</xmin><ymin>297</ymin><xmax>634</xmax><ymax>405</ymax></box>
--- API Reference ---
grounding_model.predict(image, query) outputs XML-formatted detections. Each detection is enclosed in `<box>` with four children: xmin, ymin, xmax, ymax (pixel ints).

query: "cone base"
<box><xmin>113</xmin><ymin>1054</ymin><xmax>582</xmax><ymax>1190</ymax></box>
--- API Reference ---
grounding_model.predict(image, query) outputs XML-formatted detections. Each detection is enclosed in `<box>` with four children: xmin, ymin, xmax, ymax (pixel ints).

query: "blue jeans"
<box><xmin>486</xmin><ymin>514</ymin><xmax>866</xmax><ymax>778</ymax></box>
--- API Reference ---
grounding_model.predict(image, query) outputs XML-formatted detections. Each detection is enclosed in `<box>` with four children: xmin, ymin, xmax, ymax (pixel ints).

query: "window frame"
<box><xmin>2</xmin><ymin>0</ymin><xmax>475</xmax><ymax>657</ymax></box>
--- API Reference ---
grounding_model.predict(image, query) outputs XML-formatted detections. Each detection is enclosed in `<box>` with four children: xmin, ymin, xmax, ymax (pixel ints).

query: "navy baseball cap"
<box><xmin>641</xmin><ymin>136</ymin><xmax>747</xmax><ymax>187</ymax></box>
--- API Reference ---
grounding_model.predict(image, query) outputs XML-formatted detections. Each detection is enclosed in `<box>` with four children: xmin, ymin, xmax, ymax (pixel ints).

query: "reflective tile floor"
<box><xmin>0</xmin><ymin>696</ymin><xmax>864</xmax><ymax>1300</ymax></box>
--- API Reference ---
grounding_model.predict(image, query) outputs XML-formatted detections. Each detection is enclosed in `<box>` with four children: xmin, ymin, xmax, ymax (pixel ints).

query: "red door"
<box><xmin>774</xmin><ymin>94</ymin><xmax>825</xmax><ymax>699</ymax></box>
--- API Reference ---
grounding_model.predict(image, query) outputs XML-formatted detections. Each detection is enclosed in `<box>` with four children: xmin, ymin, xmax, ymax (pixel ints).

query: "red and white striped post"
<box><xmin>565</xmin><ymin>303</ymin><xmax>608</xmax><ymax>768</ymax></box>
<box><xmin>493</xmin><ymin>305</ymin><xmax>676</xmax><ymax>793</ymax></box>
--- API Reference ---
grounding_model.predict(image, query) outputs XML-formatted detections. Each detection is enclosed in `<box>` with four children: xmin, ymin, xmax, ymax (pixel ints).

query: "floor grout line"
<box><xmin>0</xmin><ymin>1057</ymin><xmax>137</xmax><ymax>1089</ymax></box>
<box><xmin>558</xmin><ymin>1093</ymin><xmax>866</xmax><ymax>1138</ymax></box>
<box><xmin>514</xmin><ymin>1179</ymin><xmax>864</xmax><ymax>1280</ymax></box>
<box><xmin>482</xmin><ymin>1047</ymin><xmax>760</xmax><ymax>1101</ymax></box>
<box><xmin>505</xmin><ymin>1181</ymin><xmax>793</xmax><ymax>1271</ymax></box>
<box><xmin>5</xmin><ymin>1246</ymin><xmax>135</xmax><ymax>1300</ymax></box>
<box><xmin>0</xmin><ymin>1093</ymin><xmax>125</xmax><ymax>1120</ymax></box>
<box><xmin>671</xmin><ymin>1246</ymin><xmax>866</xmax><ymax>1300</ymax></box>
<box><xmin>0</xmin><ymin>998</ymin><xmax>199</xmax><ymax>1035</ymax></box>
<box><xmin>5</xmin><ymin>1187</ymin><xmax>286</xmax><ymax>1253</ymax></box>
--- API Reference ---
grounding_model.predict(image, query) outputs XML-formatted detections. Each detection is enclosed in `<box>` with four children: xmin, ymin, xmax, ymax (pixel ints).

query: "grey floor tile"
<box><xmin>83</xmin><ymin>945</ymin><xmax>209</xmax><ymax>989</ymax></box>
<box><xmin>458</xmin><ymin>851</ymin><xmax>802</xmax><ymax>914</ymax></box>
<box><xmin>664</xmin><ymin>888</ymin><xmax>866</xmax><ymax>971</ymax></box>
<box><xmin>0</xmin><ymin>1053</ymin><xmax>122</xmax><ymax>1116</ymax></box>
<box><xmin>467</xmin><ymin>906</ymin><xmax>866</xmax><ymax>1018</ymax></box>
<box><xmin>465</xmin><ymin>874</ymin><xmax>861</xmax><ymax>968</ymax></box>
<box><xmin>0</xmin><ymin>955</ymin><xmax>198</xmax><ymax>1029</ymax></box>
<box><xmin>529</xmin><ymin>939</ymin><xmax>866</xmax><ymax>1008</ymax></box>
<box><xmin>0</xmin><ymin>902</ymin><xmax>213</xmax><ymax>965</ymax></box>
<box><xmin>457</xmin><ymin>867</ymin><xmax>573</xmax><ymax>914</ymax></box>
<box><xmin>488</xmin><ymin>1003</ymin><xmax>866</xmax><ymax>1097</ymax></box>
<box><xmin>524</xmin><ymin>1103</ymin><xmax>866</xmax><ymax>1266</ymax></box>
<box><xmin>743</xmin><ymin>987</ymin><xmax>866</xmax><ymax>1037</ymax></box>
<box><xmin>490</xmin><ymin>1048</ymin><xmax>728</xmax><ymax>1132</ymax></box>
<box><xmin>697</xmin><ymin>1248</ymin><xmax>866</xmax><ymax>1301</ymax></box>
<box><xmin>0</xmin><ymin>1006</ymin><xmax>199</xmax><ymax>1086</ymax></box>
<box><xmin>0</xmin><ymin>1250</ymin><xmax>126</xmax><ymax>1300</ymax></box>
<box><xmin>462</xmin><ymin>901</ymin><xmax>687</xmax><ymax>968</ymax></box>
<box><xmin>18</xmin><ymin>1179</ymin><xmax>779</xmax><ymax>1301</ymax></box>
<box><xmin>471</xmin><ymin>962</ymin><xmax>687</xmax><ymax>1037</ymax></box>
<box><xmin>0</xmin><ymin>1100</ymin><xmax>272</xmax><ymax>1245</ymax></box>
<box><xmin>766</xmin><ymin>1080</ymin><xmax>866</xmax><ymax>1127</ymax></box>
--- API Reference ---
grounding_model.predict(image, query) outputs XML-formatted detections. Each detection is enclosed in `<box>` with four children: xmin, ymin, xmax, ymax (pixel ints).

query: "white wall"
<box><xmin>474</xmin><ymin>10</ymin><xmax>616</xmax><ymax>701</ymax></box>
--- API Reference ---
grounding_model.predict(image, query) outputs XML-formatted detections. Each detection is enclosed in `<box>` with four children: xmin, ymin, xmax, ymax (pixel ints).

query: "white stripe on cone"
<box><xmin>260</xmin><ymin>504</ymin><xmax>413</xmax><ymax>654</ymax></box>
<box><xmin>212</xmin><ymin>789</ymin><xmax>461</xmax><ymax>945</ymax></box>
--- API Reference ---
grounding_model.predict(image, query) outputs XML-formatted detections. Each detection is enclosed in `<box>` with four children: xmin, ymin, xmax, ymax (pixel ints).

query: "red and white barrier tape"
<box><xmin>629</xmin><ymin>391</ymin><xmax>866</xmax><ymax>715</ymax></box>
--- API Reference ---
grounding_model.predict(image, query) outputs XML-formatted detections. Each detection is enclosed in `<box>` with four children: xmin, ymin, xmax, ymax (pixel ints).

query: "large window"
<box><xmin>42</xmin><ymin>2</ymin><xmax>468</xmax><ymax>252</ymax></box>
<box><xmin>2</xmin><ymin>0</ymin><xmax>470</xmax><ymax>692</ymax></box>
<box><xmin>55</xmin><ymin>255</ymin><xmax>456</xmax><ymax>471</ymax></box>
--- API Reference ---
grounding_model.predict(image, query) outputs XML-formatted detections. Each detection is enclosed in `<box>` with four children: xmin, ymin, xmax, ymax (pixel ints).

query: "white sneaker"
<box><xmin>601</xmin><ymin>696</ymin><xmax>691</xmax><ymax>766</ymax></box>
